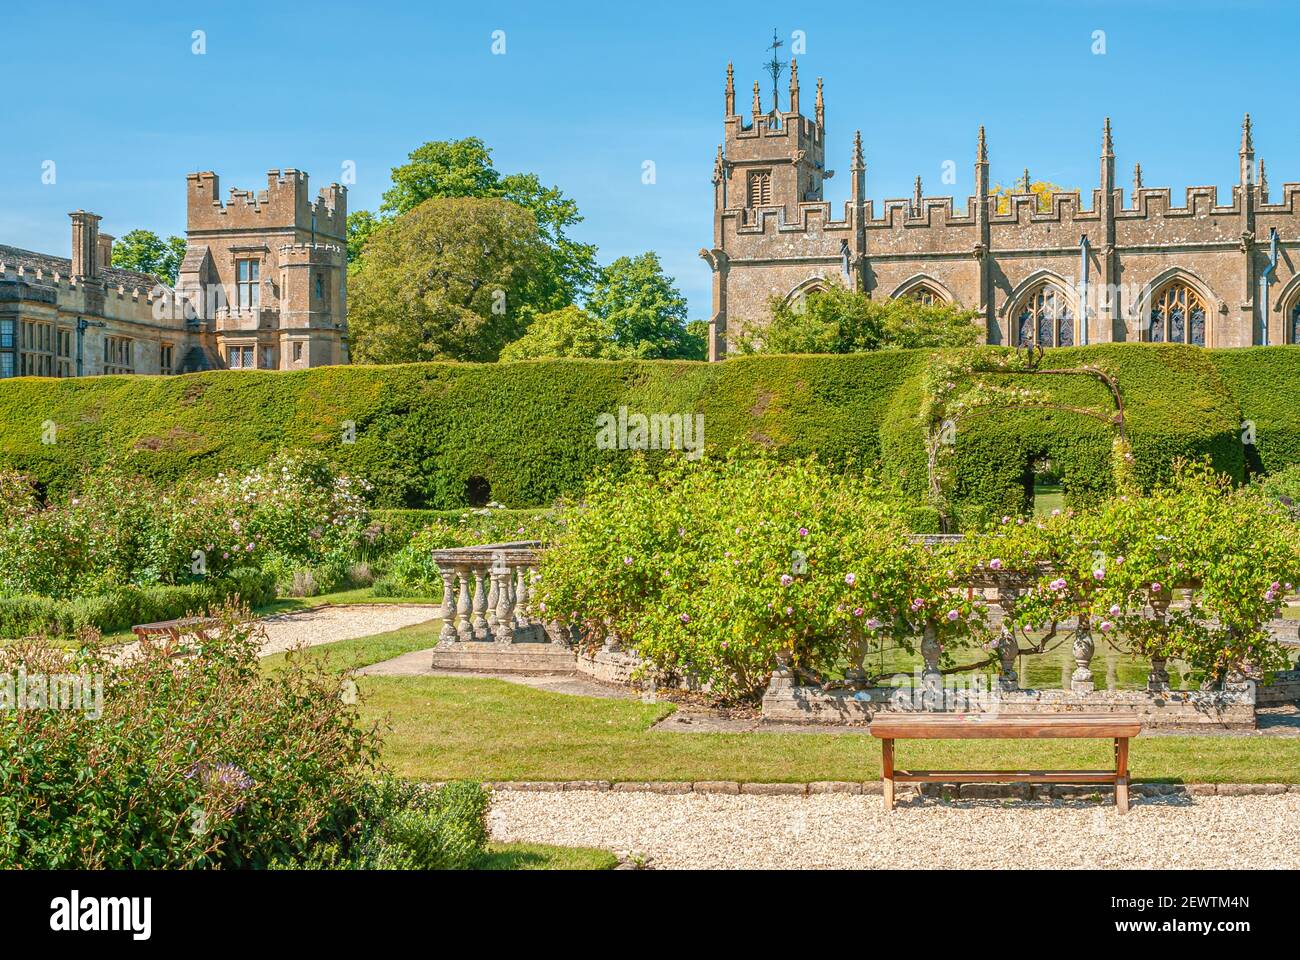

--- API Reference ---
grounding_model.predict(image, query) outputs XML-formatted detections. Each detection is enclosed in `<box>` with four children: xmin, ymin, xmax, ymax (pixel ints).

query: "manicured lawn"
<box><xmin>480</xmin><ymin>842</ymin><xmax>618</xmax><ymax>871</ymax></box>
<box><xmin>261</xmin><ymin>624</ymin><xmax>1300</xmax><ymax>786</ymax></box>
<box><xmin>359</xmin><ymin>673</ymin><xmax>1300</xmax><ymax>785</ymax></box>
<box><xmin>259</xmin><ymin>621</ymin><xmax>441</xmax><ymax>672</ymax></box>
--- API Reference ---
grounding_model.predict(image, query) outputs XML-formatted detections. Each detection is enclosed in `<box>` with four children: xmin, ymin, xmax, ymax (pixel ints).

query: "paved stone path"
<box><xmin>489</xmin><ymin>791</ymin><xmax>1300</xmax><ymax>869</ymax></box>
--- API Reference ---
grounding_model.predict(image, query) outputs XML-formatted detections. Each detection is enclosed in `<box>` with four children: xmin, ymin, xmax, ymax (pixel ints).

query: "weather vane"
<box><xmin>764</xmin><ymin>28</ymin><xmax>786</xmax><ymax>113</ymax></box>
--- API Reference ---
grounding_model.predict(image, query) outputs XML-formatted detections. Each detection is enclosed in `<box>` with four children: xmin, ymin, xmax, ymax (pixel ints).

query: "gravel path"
<box><xmin>256</xmin><ymin>604</ymin><xmax>441</xmax><ymax>656</ymax></box>
<box><xmin>489</xmin><ymin>791</ymin><xmax>1300</xmax><ymax>869</ymax></box>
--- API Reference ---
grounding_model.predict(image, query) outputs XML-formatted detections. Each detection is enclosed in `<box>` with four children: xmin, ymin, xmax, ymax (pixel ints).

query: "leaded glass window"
<box><xmin>1016</xmin><ymin>285</ymin><xmax>1073</xmax><ymax>347</ymax></box>
<box><xmin>912</xmin><ymin>285</ymin><xmax>942</xmax><ymax>306</ymax></box>
<box><xmin>1150</xmin><ymin>283</ymin><xmax>1206</xmax><ymax>346</ymax></box>
<box><xmin>1291</xmin><ymin>300</ymin><xmax>1300</xmax><ymax>345</ymax></box>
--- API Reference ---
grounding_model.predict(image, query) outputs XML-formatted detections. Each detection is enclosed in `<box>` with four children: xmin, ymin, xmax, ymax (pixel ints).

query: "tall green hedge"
<box><xmin>1206</xmin><ymin>346</ymin><xmax>1300</xmax><ymax>477</ymax></box>
<box><xmin>0</xmin><ymin>347</ymin><xmax>1294</xmax><ymax>525</ymax></box>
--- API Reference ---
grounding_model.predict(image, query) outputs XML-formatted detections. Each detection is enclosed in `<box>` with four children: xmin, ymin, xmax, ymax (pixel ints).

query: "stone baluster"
<box><xmin>471</xmin><ymin>567</ymin><xmax>489</xmax><ymax>640</ymax></box>
<box><xmin>493</xmin><ymin>565</ymin><xmax>515</xmax><ymax>643</ymax></box>
<box><xmin>514</xmin><ymin>565</ymin><xmax>531</xmax><ymax>631</ymax></box>
<box><xmin>454</xmin><ymin>566</ymin><xmax>473</xmax><ymax>642</ymax></box>
<box><xmin>438</xmin><ymin>565</ymin><xmax>458</xmax><ymax>644</ymax></box>
<box><xmin>1071</xmin><ymin>616</ymin><xmax>1095</xmax><ymax>693</ymax></box>
<box><xmin>994</xmin><ymin>585</ymin><xmax>1019</xmax><ymax>692</ymax></box>
<box><xmin>485</xmin><ymin>563</ymin><xmax>499</xmax><ymax>631</ymax></box>
<box><xmin>1148</xmin><ymin>595</ymin><xmax>1171</xmax><ymax>692</ymax></box>
<box><xmin>920</xmin><ymin>623</ymin><xmax>943</xmax><ymax>710</ymax></box>
<box><xmin>995</xmin><ymin>630</ymin><xmax>1019</xmax><ymax>693</ymax></box>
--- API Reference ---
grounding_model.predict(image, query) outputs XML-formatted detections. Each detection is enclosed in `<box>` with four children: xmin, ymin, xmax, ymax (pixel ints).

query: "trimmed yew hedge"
<box><xmin>0</xmin><ymin>346</ymin><xmax>1294</xmax><ymax>526</ymax></box>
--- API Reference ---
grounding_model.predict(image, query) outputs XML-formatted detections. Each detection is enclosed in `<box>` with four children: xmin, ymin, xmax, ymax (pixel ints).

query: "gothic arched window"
<box><xmin>911</xmin><ymin>285</ymin><xmax>944</xmax><ymax>306</ymax></box>
<box><xmin>1016</xmin><ymin>284</ymin><xmax>1074</xmax><ymax>347</ymax></box>
<box><xmin>1290</xmin><ymin>299</ymin><xmax>1300</xmax><ymax>345</ymax></box>
<box><xmin>1150</xmin><ymin>282</ymin><xmax>1207</xmax><ymax>346</ymax></box>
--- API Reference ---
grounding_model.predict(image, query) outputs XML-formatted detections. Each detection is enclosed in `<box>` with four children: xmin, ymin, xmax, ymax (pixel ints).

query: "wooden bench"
<box><xmin>131</xmin><ymin>617</ymin><xmax>219</xmax><ymax>658</ymax></box>
<box><xmin>870</xmin><ymin>713</ymin><xmax>1142</xmax><ymax>813</ymax></box>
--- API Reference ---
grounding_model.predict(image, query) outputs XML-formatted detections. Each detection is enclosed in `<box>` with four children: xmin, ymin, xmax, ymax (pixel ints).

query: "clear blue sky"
<box><xmin>2</xmin><ymin>0</ymin><xmax>1297</xmax><ymax>318</ymax></box>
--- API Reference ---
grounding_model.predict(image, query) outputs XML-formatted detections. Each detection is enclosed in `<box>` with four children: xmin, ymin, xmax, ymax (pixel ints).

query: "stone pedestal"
<box><xmin>1071</xmin><ymin>629</ymin><xmax>1095</xmax><ymax>694</ymax></box>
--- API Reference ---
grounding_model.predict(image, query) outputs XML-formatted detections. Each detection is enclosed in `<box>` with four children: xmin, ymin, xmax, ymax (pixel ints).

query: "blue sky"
<box><xmin>2</xmin><ymin>0</ymin><xmax>1297</xmax><ymax>317</ymax></box>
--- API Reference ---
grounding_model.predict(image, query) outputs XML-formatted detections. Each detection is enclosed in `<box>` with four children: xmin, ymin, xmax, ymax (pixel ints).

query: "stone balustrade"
<box><xmin>427</xmin><ymin>534</ymin><xmax>1299</xmax><ymax>727</ymax></box>
<box><xmin>431</xmin><ymin>541</ymin><xmax>551</xmax><ymax>646</ymax></box>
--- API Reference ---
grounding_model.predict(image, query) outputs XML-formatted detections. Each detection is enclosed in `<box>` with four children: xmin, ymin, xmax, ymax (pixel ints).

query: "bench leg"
<box><xmin>1115</xmin><ymin>737</ymin><xmax>1130</xmax><ymax>814</ymax></box>
<box><xmin>882</xmin><ymin>738</ymin><xmax>895</xmax><ymax>812</ymax></box>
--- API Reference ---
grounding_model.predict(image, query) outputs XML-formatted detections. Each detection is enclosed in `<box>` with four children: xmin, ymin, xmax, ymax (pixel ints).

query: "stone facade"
<box><xmin>180</xmin><ymin>169</ymin><xmax>347</xmax><ymax>371</ymax></box>
<box><xmin>1</xmin><ymin>214</ymin><xmax>192</xmax><ymax>377</ymax></box>
<box><xmin>0</xmin><ymin>169</ymin><xmax>347</xmax><ymax>379</ymax></box>
<box><xmin>702</xmin><ymin>63</ymin><xmax>1300</xmax><ymax>360</ymax></box>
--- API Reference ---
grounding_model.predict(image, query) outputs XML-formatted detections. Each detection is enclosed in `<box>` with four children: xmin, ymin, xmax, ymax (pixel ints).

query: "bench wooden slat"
<box><xmin>870</xmin><ymin>714</ymin><xmax>1141</xmax><ymax>740</ymax></box>
<box><xmin>892</xmin><ymin>769</ymin><xmax>1119</xmax><ymax>784</ymax></box>
<box><xmin>874</xmin><ymin>712</ymin><xmax>1141</xmax><ymax>814</ymax></box>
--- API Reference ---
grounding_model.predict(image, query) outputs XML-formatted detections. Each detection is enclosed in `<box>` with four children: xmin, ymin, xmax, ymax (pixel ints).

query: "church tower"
<box><xmin>704</xmin><ymin>54</ymin><xmax>829</xmax><ymax>360</ymax></box>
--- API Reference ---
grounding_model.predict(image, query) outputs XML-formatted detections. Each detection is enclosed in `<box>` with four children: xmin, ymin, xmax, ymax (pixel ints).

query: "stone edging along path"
<box><xmin>472</xmin><ymin>780</ymin><xmax>1300</xmax><ymax>799</ymax></box>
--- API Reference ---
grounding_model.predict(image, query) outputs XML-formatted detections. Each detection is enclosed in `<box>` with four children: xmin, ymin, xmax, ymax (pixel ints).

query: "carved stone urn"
<box><xmin>1071</xmin><ymin>624</ymin><xmax>1095</xmax><ymax>694</ymax></box>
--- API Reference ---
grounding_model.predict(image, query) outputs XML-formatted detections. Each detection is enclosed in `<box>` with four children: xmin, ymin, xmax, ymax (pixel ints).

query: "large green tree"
<box><xmin>347</xmin><ymin>197</ymin><xmax>550</xmax><ymax>363</ymax></box>
<box><xmin>586</xmin><ymin>252</ymin><xmax>702</xmax><ymax>359</ymax></box>
<box><xmin>111</xmin><ymin>229</ymin><xmax>187</xmax><ymax>285</ymax></box>
<box><xmin>499</xmin><ymin>252</ymin><xmax>706</xmax><ymax>361</ymax></box>
<box><xmin>348</xmin><ymin>137</ymin><xmax>597</xmax><ymax>311</ymax></box>
<box><xmin>731</xmin><ymin>284</ymin><xmax>981</xmax><ymax>354</ymax></box>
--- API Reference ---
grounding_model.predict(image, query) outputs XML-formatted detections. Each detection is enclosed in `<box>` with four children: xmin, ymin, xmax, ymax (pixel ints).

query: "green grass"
<box><xmin>480</xmin><ymin>842</ymin><xmax>618</xmax><ymax>871</ymax></box>
<box><xmin>251</xmin><ymin>626</ymin><xmax>1300</xmax><ymax>786</ymax></box>
<box><xmin>1032</xmin><ymin>482</ymin><xmax>1066</xmax><ymax>518</ymax></box>
<box><xmin>358</xmin><ymin>673</ymin><xmax>1300</xmax><ymax>785</ymax></box>
<box><xmin>260</xmin><ymin>620</ymin><xmax>441</xmax><ymax>672</ymax></box>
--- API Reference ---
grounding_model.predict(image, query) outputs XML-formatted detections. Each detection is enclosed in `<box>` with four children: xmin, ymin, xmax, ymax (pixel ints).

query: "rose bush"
<box><xmin>0</xmin><ymin>452</ymin><xmax>373</xmax><ymax>600</ymax></box>
<box><xmin>955</xmin><ymin>461</ymin><xmax>1300</xmax><ymax>685</ymax></box>
<box><xmin>537</xmin><ymin>455</ymin><xmax>990</xmax><ymax>698</ymax></box>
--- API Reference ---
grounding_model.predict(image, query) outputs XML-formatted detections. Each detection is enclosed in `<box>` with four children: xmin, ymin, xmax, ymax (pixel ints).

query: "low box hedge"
<box><xmin>0</xmin><ymin>570</ymin><xmax>276</xmax><ymax>640</ymax></box>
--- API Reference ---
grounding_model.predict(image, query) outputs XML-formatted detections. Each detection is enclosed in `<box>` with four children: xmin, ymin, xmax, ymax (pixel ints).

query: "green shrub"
<box><xmin>0</xmin><ymin>604</ymin><xmax>381</xmax><ymax>868</ymax></box>
<box><xmin>359</xmin><ymin>780</ymin><xmax>490</xmax><ymax>870</ymax></box>
<box><xmin>0</xmin><ymin>570</ymin><xmax>275</xmax><ymax>639</ymax></box>
<box><xmin>1208</xmin><ymin>346</ymin><xmax>1300</xmax><ymax>476</ymax></box>
<box><xmin>953</xmin><ymin>462</ymin><xmax>1300</xmax><ymax>685</ymax></box>
<box><xmin>1258</xmin><ymin>463</ymin><xmax>1300</xmax><ymax>510</ymax></box>
<box><xmin>537</xmin><ymin>455</ymin><xmax>982</xmax><ymax>698</ymax></box>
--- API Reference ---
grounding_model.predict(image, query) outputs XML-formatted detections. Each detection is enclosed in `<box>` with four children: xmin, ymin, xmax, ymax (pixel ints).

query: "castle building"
<box><xmin>701</xmin><ymin>63</ymin><xmax>1300</xmax><ymax>360</ymax></box>
<box><xmin>1</xmin><ymin>213</ymin><xmax>186</xmax><ymax>377</ymax></box>
<box><xmin>0</xmin><ymin>169</ymin><xmax>347</xmax><ymax>379</ymax></box>
<box><xmin>180</xmin><ymin>169</ymin><xmax>348</xmax><ymax>371</ymax></box>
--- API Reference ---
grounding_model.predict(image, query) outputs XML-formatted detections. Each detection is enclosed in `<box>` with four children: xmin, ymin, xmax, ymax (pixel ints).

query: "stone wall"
<box><xmin>761</xmin><ymin>674</ymin><xmax>1261</xmax><ymax>730</ymax></box>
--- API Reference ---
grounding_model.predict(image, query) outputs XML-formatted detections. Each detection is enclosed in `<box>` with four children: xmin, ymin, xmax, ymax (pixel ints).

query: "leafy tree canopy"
<box><xmin>348</xmin><ymin>137</ymin><xmax>597</xmax><ymax>309</ymax></box>
<box><xmin>586</xmin><ymin>252</ymin><xmax>703</xmax><ymax>360</ymax></box>
<box><xmin>499</xmin><ymin>306</ymin><xmax>625</xmax><ymax>361</ymax></box>
<box><xmin>111</xmin><ymin>229</ymin><xmax>187</xmax><ymax>285</ymax></box>
<box><xmin>347</xmin><ymin>197</ymin><xmax>550</xmax><ymax>364</ymax></box>
<box><xmin>731</xmin><ymin>284</ymin><xmax>981</xmax><ymax>354</ymax></box>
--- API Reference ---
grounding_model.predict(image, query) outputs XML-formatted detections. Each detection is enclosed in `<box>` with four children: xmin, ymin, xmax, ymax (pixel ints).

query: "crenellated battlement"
<box><xmin>706</xmin><ymin>67</ymin><xmax>1300</xmax><ymax>356</ymax></box>
<box><xmin>187</xmin><ymin>168</ymin><xmax>346</xmax><ymax>239</ymax></box>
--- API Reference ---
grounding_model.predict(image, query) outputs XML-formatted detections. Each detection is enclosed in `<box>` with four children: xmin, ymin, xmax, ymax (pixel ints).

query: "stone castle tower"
<box><xmin>702</xmin><ymin>64</ymin><xmax>1300</xmax><ymax>360</ymax></box>
<box><xmin>178</xmin><ymin>168</ymin><xmax>348</xmax><ymax>370</ymax></box>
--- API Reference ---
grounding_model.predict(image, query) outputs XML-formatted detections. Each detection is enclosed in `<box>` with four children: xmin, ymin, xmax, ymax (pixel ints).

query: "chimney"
<box><xmin>97</xmin><ymin>233</ymin><xmax>114</xmax><ymax>272</ymax></box>
<box><xmin>69</xmin><ymin>210</ymin><xmax>101</xmax><ymax>279</ymax></box>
